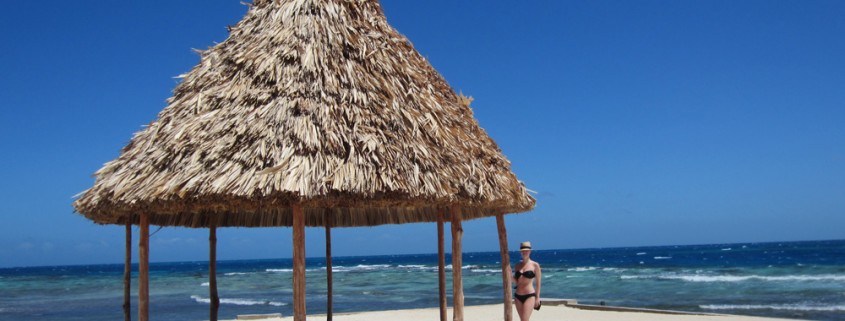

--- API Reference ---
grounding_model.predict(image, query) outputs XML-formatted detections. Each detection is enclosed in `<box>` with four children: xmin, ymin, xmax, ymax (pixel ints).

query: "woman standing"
<box><xmin>513</xmin><ymin>241</ymin><xmax>541</xmax><ymax>321</ymax></box>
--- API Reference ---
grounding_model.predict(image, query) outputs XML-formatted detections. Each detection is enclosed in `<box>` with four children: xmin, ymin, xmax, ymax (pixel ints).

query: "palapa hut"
<box><xmin>73</xmin><ymin>0</ymin><xmax>535</xmax><ymax>321</ymax></box>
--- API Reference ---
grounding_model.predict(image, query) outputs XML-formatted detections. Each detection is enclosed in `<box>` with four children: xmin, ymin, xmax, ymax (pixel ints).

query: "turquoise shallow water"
<box><xmin>1</xmin><ymin>239</ymin><xmax>843</xmax><ymax>321</ymax></box>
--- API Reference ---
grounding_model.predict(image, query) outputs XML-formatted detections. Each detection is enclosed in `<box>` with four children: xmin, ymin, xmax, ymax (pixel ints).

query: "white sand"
<box><xmin>225</xmin><ymin>303</ymin><xmax>806</xmax><ymax>321</ymax></box>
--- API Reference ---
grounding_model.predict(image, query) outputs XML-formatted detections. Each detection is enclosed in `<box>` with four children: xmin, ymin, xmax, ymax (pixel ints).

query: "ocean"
<box><xmin>1</xmin><ymin>239</ymin><xmax>843</xmax><ymax>321</ymax></box>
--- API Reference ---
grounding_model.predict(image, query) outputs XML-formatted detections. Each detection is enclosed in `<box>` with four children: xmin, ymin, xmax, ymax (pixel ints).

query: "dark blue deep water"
<box><xmin>2</xmin><ymin>239</ymin><xmax>843</xmax><ymax>321</ymax></box>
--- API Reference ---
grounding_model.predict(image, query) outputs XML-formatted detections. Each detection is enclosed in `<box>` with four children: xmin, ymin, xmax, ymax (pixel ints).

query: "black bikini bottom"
<box><xmin>514</xmin><ymin>292</ymin><xmax>536</xmax><ymax>303</ymax></box>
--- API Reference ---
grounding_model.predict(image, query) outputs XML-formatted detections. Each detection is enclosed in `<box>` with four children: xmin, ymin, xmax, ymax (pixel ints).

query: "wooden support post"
<box><xmin>139</xmin><ymin>213</ymin><xmax>149</xmax><ymax>321</ymax></box>
<box><xmin>209</xmin><ymin>218</ymin><xmax>220</xmax><ymax>321</ymax></box>
<box><xmin>496</xmin><ymin>213</ymin><xmax>513</xmax><ymax>321</ymax></box>
<box><xmin>124</xmin><ymin>222</ymin><xmax>131</xmax><ymax>321</ymax></box>
<box><xmin>325</xmin><ymin>213</ymin><xmax>333</xmax><ymax>321</ymax></box>
<box><xmin>292</xmin><ymin>204</ymin><xmax>307</xmax><ymax>321</ymax></box>
<box><xmin>437</xmin><ymin>211</ymin><xmax>447</xmax><ymax>321</ymax></box>
<box><xmin>450</xmin><ymin>206</ymin><xmax>464</xmax><ymax>321</ymax></box>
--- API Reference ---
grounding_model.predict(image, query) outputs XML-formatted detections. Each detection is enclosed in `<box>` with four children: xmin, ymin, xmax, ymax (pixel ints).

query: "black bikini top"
<box><xmin>514</xmin><ymin>270</ymin><xmax>536</xmax><ymax>279</ymax></box>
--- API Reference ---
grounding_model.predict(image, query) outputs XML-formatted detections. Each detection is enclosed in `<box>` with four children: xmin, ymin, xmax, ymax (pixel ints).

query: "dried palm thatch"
<box><xmin>73</xmin><ymin>0</ymin><xmax>535</xmax><ymax>228</ymax></box>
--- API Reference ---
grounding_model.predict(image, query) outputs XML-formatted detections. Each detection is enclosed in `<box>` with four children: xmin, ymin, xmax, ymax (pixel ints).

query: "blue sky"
<box><xmin>1</xmin><ymin>1</ymin><xmax>843</xmax><ymax>268</ymax></box>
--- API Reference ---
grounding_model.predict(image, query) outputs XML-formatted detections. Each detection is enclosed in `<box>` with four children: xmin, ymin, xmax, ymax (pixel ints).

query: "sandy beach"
<box><xmin>225</xmin><ymin>303</ymin><xmax>807</xmax><ymax>321</ymax></box>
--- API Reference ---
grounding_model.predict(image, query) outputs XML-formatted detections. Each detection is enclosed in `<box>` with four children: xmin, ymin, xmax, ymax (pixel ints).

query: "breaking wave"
<box><xmin>621</xmin><ymin>274</ymin><xmax>845</xmax><ymax>282</ymax></box>
<box><xmin>191</xmin><ymin>295</ymin><xmax>286</xmax><ymax>307</ymax></box>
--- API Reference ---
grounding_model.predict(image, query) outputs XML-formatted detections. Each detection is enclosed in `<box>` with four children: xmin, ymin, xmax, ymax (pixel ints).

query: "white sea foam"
<box><xmin>353</xmin><ymin>264</ymin><xmax>390</xmax><ymax>269</ymax></box>
<box><xmin>224</xmin><ymin>272</ymin><xmax>250</xmax><ymax>276</ymax></box>
<box><xmin>621</xmin><ymin>274</ymin><xmax>845</xmax><ymax>283</ymax></box>
<box><xmin>266</xmin><ymin>268</ymin><xmax>292</xmax><ymax>273</ymax></box>
<box><xmin>191</xmin><ymin>295</ymin><xmax>286</xmax><ymax>307</ymax></box>
<box><xmin>653</xmin><ymin>256</ymin><xmax>672</xmax><ymax>260</ymax></box>
<box><xmin>200</xmin><ymin>282</ymin><xmax>209</xmax><ymax>287</ymax></box>
<box><xmin>329</xmin><ymin>264</ymin><xmax>391</xmax><ymax>272</ymax></box>
<box><xmin>267</xmin><ymin>267</ymin><xmax>325</xmax><ymax>272</ymax></box>
<box><xmin>348</xmin><ymin>264</ymin><xmax>389</xmax><ymax>270</ymax></box>
<box><xmin>636</xmin><ymin>252</ymin><xmax>647</xmax><ymax>255</ymax></box>
<box><xmin>568</xmin><ymin>267</ymin><xmax>597</xmax><ymax>272</ymax></box>
<box><xmin>701</xmin><ymin>304</ymin><xmax>845</xmax><ymax>312</ymax></box>
<box><xmin>326</xmin><ymin>265</ymin><xmax>370</xmax><ymax>272</ymax></box>
<box><xmin>602</xmin><ymin>268</ymin><xmax>626</xmax><ymax>272</ymax></box>
<box><xmin>722</xmin><ymin>248</ymin><xmax>732</xmax><ymax>251</ymax></box>
<box><xmin>470</xmin><ymin>269</ymin><xmax>500</xmax><ymax>273</ymax></box>
<box><xmin>398</xmin><ymin>265</ymin><xmax>443</xmax><ymax>272</ymax></box>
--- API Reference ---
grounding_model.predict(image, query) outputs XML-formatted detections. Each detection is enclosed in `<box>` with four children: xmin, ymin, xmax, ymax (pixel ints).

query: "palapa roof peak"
<box><xmin>73</xmin><ymin>0</ymin><xmax>535</xmax><ymax>228</ymax></box>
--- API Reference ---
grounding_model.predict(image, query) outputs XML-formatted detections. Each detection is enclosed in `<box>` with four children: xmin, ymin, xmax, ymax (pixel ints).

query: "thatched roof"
<box><xmin>73</xmin><ymin>0</ymin><xmax>535</xmax><ymax>228</ymax></box>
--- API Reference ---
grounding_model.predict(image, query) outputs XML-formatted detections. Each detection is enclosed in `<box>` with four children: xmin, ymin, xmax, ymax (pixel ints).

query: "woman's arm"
<box><xmin>534</xmin><ymin>262</ymin><xmax>542</xmax><ymax>306</ymax></box>
<box><xmin>509</xmin><ymin>264</ymin><xmax>515</xmax><ymax>285</ymax></box>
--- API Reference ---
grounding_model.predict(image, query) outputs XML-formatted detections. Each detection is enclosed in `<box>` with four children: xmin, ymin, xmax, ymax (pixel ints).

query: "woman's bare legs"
<box><xmin>515</xmin><ymin>296</ymin><xmax>535</xmax><ymax>321</ymax></box>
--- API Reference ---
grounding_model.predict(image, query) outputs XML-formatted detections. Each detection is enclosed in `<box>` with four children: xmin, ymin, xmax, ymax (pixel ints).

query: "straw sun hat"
<box><xmin>519</xmin><ymin>241</ymin><xmax>532</xmax><ymax>251</ymax></box>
